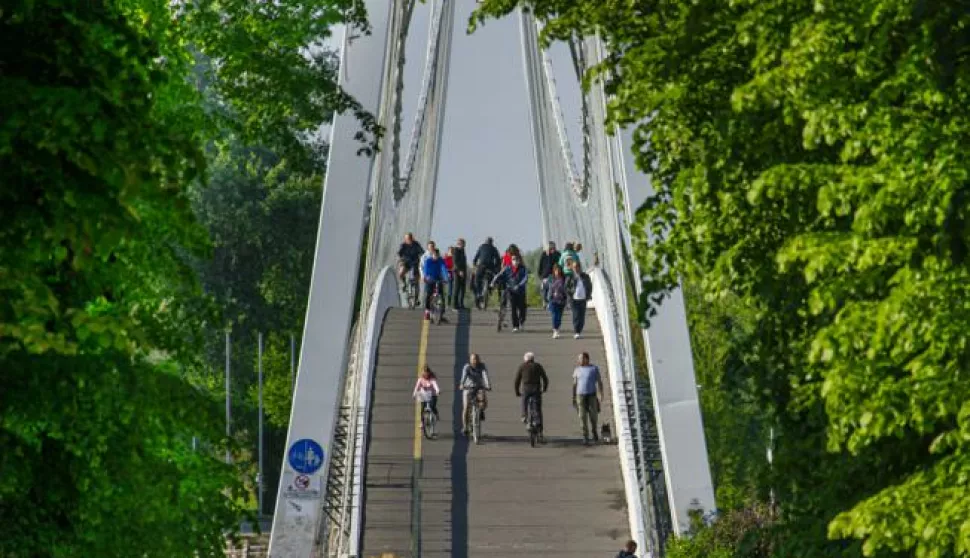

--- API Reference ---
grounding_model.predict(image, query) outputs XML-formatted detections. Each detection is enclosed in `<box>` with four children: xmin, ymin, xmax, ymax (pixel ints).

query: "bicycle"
<box><xmin>525</xmin><ymin>394</ymin><xmax>541</xmax><ymax>448</ymax></box>
<box><xmin>416</xmin><ymin>392</ymin><xmax>437</xmax><ymax>440</ymax></box>
<box><xmin>496</xmin><ymin>286</ymin><xmax>511</xmax><ymax>332</ymax></box>
<box><xmin>476</xmin><ymin>268</ymin><xmax>496</xmax><ymax>310</ymax></box>
<box><xmin>468</xmin><ymin>388</ymin><xmax>487</xmax><ymax>445</ymax></box>
<box><xmin>404</xmin><ymin>267</ymin><xmax>419</xmax><ymax>309</ymax></box>
<box><xmin>429</xmin><ymin>282</ymin><xmax>445</xmax><ymax>325</ymax></box>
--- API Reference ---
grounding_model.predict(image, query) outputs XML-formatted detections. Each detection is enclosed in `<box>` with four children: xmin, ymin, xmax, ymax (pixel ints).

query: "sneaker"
<box><xmin>574</xmin><ymin>333</ymin><xmax>581</xmax><ymax>339</ymax></box>
<box><xmin>521</xmin><ymin>416</ymin><xmax>527</xmax><ymax>424</ymax></box>
<box><xmin>553</xmin><ymin>330</ymin><xmax>559</xmax><ymax>339</ymax></box>
<box><xmin>512</xmin><ymin>327</ymin><xmax>519</xmax><ymax>333</ymax></box>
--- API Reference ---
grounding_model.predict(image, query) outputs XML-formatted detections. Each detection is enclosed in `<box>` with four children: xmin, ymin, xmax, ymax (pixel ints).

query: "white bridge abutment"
<box><xmin>267</xmin><ymin>1</ymin><xmax>393</xmax><ymax>555</ymax></box>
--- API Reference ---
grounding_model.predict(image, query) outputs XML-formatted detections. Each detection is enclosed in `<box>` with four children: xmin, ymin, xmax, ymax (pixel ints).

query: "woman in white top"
<box><xmin>412</xmin><ymin>365</ymin><xmax>440</xmax><ymax>418</ymax></box>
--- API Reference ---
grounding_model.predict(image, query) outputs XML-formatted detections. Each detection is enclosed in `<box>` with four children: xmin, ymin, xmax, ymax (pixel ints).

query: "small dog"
<box><xmin>600</xmin><ymin>422</ymin><xmax>613</xmax><ymax>444</ymax></box>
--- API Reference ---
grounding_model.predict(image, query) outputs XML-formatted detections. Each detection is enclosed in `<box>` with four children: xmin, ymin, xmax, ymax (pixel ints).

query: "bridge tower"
<box><xmin>267</xmin><ymin>1</ymin><xmax>715</xmax><ymax>556</ymax></box>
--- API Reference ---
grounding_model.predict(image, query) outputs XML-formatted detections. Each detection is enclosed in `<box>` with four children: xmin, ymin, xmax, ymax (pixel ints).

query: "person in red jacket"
<box><xmin>502</xmin><ymin>243</ymin><xmax>520</xmax><ymax>268</ymax></box>
<box><xmin>444</xmin><ymin>246</ymin><xmax>456</xmax><ymax>310</ymax></box>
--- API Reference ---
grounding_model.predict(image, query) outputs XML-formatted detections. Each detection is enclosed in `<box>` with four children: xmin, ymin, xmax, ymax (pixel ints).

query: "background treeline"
<box><xmin>471</xmin><ymin>1</ymin><xmax>970</xmax><ymax>557</ymax></box>
<box><xmin>0</xmin><ymin>1</ymin><xmax>372</xmax><ymax>556</ymax></box>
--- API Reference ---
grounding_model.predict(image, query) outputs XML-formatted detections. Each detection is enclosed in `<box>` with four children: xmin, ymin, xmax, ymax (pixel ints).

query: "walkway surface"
<box><xmin>360</xmin><ymin>306</ymin><xmax>629</xmax><ymax>558</ymax></box>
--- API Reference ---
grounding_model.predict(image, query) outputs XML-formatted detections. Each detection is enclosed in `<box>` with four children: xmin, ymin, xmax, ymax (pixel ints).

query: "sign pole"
<box><xmin>258</xmin><ymin>331</ymin><xmax>265</xmax><ymax>517</ymax></box>
<box><xmin>225</xmin><ymin>330</ymin><xmax>232</xmax><ymax>464</ymax></box>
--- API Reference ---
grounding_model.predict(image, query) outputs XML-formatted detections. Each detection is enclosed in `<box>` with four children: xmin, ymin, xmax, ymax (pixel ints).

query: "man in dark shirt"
<box><xmin>397</xmin><ymin>232</ymin><xmax>423</xmax><ymax>284</ymax></box>
<box><xmin>514</xmin><ymin>351</ymin><xmax>549</xmax><ymax>439</ymax></box>
<box><xmin>452</xmin><ymin>237</ymin><xmax>468</xmax><ymax>310</ymax></box>
<box><xmin>537</xmin><ymin>241</ymin><xmax>561</xmax><ymax>304</ymax></box>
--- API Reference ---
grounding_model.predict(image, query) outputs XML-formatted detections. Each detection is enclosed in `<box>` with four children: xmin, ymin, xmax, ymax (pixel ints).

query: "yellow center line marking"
<box><xmin>414</xmin><ymin>317</ymin><xmax>430</xmax><ymax>458</ymax></box>
<box><xmin>410</xmin><ymin>317</ymin><xmax>430</xmax><ymax>557</ymax></box>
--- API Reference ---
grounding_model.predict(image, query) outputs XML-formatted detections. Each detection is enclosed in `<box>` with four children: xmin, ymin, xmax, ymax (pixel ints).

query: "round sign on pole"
<box><xmin>287</xmin><ymin>439</ymin><xmax>325</xmax><ymax>475</ymax></box>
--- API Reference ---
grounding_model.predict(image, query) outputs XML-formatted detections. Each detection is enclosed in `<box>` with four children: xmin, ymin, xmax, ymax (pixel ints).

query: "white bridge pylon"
<box><xmin>268</xmin><ymin>1</ymin><xmax>715</xmax><ymax>556</ymax></box>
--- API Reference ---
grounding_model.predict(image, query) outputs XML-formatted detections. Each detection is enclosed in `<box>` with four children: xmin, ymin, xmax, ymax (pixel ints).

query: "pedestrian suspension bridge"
<box><xmin>268</xmin><ymin>1</ymin><xmax>715</xmax><ymax>556</ymax></box>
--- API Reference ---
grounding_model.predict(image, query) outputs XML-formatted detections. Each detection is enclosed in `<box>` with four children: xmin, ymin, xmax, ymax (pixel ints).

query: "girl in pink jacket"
<box><xmin>412</xmin><ymin>365</ymin><xmax>440</xmax><ymax>418</ymax></box>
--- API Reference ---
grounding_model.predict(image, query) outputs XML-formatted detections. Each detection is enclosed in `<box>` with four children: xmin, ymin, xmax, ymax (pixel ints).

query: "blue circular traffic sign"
<box><xmin>288</xmin><ymin>439</ymin><xmax>325</xmax><ymax>475</ymax></box>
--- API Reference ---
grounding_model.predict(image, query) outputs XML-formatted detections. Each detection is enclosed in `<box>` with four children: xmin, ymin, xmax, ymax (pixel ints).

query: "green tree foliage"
<box><xmin>667</xmin><ymin>504</ymin><xmax>777</xmax><ymax>558</ymax></box>
<box><xmin>177</xmin><ymin>0</ymin><xmax>366</xmax><ymax>514</ymax></box>
<box><xmin>190</xmin><ymin>148</ymin><xmax>322</xmax><ymax>334</ymax></box>
<box><xmin>683</xmin><ymin>284</ymin><xmax>769</xmax><ymax>512</ymax></box>
<box><xmin>474</xmin><ymin>1</ymin><xmax>970</xmax><ymax>556</ymax></box>
<box><xmin>0</xmin><ymin>1</ymin><xmax>247</xmax><ymax>556</ymax></box>
<box><xmin>176</xmin><ymin>0</ymin><xmax>379</xmax><ymax>170</ymax></box>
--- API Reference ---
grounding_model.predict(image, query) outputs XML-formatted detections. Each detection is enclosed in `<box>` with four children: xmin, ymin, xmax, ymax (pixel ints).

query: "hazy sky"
<box><xmin>400</xmin><ymin>1</ymin><xmax>585</xmax><ymax>253</ymax></box>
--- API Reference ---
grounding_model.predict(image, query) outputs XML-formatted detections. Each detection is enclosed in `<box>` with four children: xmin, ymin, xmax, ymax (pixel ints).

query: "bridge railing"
<box><xmin>591</xmin><ymin>267</ymin><xmax>672</xmax><ymax>558</ymax></box>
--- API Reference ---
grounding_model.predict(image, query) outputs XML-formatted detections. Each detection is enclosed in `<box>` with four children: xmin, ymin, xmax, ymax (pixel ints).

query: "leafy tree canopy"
<box><xmin>0</xmin><ymin>1</ymin><xmax>245</xmax><ymax>556</ymax></box>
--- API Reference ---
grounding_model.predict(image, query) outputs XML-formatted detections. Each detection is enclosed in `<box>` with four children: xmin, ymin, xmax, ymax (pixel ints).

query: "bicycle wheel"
<box><xmin>528</xmin><ymin>399</ymin><xmax>539</xmax><ymax>447</ymax></box>
<box><xmin>423</xmin><ymin>410</ymin><xmax>435</xmax><ymax>440</ymax></box>
<box><xmin>435</xmin><ymin>292</ymin><xmax>445</xmax><ymax>323</ymax></box>
<box><xmin>472</xmin><ymin>402</ymin><xmax>481</xmax><ymax>444</ymax></box>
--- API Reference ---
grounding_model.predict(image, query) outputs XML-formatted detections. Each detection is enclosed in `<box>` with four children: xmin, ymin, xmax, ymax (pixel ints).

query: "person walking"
<box><xmin>616</xmin><ymin>540</ymin><xmax>638</xmax><ymax>558</ymax></box>
<box><xmin>559</xmin><ymin>242</ymin><xmax>578</xmax><ymax>276</ymax></box>
<box><xmin>572</xmin><ymin>352</ymin><xmax>603</xmax><ymax>445</ymax></box>
<box><xmin>537</xmin><ymin>241</ymin><xmax>561</xmax><ymax>304</ymax></box>
<box><xmin>566</xmin><ymin>260</ymin><xmax>593</xmax><ymax>338</ymax></box>
<box><xmin>492</xmin><ymin>254</ymin><xmax>529</xmax><ymax>332</ymax></box>
<box><xmin>547</xmin><ymin>264</ymin><xmax>567</xmax><ymax>339</ymax></box>
<box><xmin>452</xmin><ymin>238</ymin><xmax>468</xmax><ymax>309</ymax></box>
<box><xmin>444</xmin><ymin>246</ymin><xmax>456</xmax><ymax>309</ymax></box>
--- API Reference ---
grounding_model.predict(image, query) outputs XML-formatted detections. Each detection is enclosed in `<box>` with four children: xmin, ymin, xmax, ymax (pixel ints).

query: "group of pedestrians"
<box><xmin>396</xmin><ymin>234</ymin><xmax>593</xmax><ymax>338</ymax></box>
<box><xmin>536</xmin><ymin>240</ymin><xmax>593</xmax><ymax>339</ymax></box>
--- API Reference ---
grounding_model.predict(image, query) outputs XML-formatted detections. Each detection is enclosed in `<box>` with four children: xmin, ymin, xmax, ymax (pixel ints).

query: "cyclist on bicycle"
<box><xmin>472</xmin><ymin>237</ymin><xmax>501</xmax><ymax>307</ymax></box>
<box><xmin>397</xmin><ymin>233</ymin><xmax>423</xmax><ymax>287</ymax></box>
<box><xmin>459</xmin><ymin>353</ymin><xmax>491</xmax><ymax>435</ymax></box>
<box><xmin>422</xmin><ymin>248</ymin><xmax>449</xmax><ymax>320</ymax></box>
<box><xmin>412</xmin><ymin>365</ymin><xmax>440</xmax><ymax>418</ymax></box>
<box><xmin>491</xmin><ymin>254</ymin><xmax>529</xmax><ymax>331</ymax></box>
<box><xmin>514</xmin><ymin>352</ymin><xmax>549</xmax><ymax>439</ymax></box>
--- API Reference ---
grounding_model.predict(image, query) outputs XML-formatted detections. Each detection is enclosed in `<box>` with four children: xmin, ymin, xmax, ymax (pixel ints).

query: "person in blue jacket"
<box><xmin>422</xmin><ymin>249</ymin><xmax>449</xmax><ymax>319</ymax></box>
<box><xmin>491</xmin><ymin>254</ymin><xmax>529</xmax><ymax>331</ymax></box>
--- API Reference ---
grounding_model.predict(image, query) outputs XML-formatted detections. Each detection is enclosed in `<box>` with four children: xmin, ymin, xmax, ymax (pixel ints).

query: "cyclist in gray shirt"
<box><xmin>459</xmin><ymin>353</ymin><xmax>491</xmax><ymax>435</ymax></box>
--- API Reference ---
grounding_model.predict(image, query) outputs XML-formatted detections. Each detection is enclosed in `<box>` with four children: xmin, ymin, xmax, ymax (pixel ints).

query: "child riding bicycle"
<box><xmin>412</xmin><ymin>365</ymin><xmax>440</xmax><ymax>419</ymax></box>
